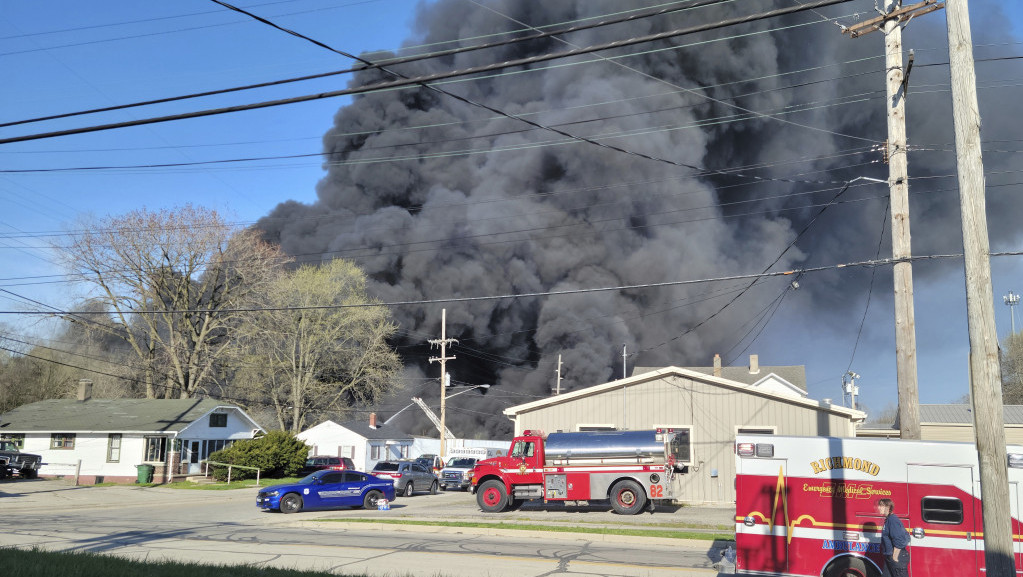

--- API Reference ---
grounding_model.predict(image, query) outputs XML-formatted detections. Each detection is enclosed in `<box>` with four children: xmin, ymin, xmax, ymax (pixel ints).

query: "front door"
<box><xmin>188</xmin><ymin>441</ymin><xmax>201</xmax><ymax>474</ymax></box>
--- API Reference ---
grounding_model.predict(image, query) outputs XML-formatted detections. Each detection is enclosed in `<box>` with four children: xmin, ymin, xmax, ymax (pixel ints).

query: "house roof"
<box><xmin>917</xmin><ymin>404</ymin><xmax>1023</xmax><ymax>425</ymax></box>
<box><xmin>335</xmin><ymin>419</ymin><xmax>414</xmax><ymax>441</ymax></box>
<box><xmin>634</xmin><ymin>364</ymin><xmax>807</xmax><ymax>391</ymax></box>
<box><xmin>505</xmin><ymin>366</ymin><xmax>864</xmax><ymax>420</ymax></box>
<box><xmin>0</xmin><ymin>398</ymin><xmax>238</xmax><ymax>433</ymax></box>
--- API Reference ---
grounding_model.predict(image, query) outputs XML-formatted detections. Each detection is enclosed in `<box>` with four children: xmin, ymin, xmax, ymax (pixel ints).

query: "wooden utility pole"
<box><xmin>844</xmin><ymin>0</ymin><xmax>946</xmax><ymax>439</ymax></box>
<box><xmin>946</xmin><ymin>0</ymin><xmax>1014</xmax><ymax>573</ymax></box>
<box><xmin>428</xmin><ymin>309</ymin><xmax>457</xmax><ymax>458</ymax></box>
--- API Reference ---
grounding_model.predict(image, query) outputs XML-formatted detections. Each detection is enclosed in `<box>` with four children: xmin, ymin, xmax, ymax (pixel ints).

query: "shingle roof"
<box><xmin>337</xmin><ymin>419</ymin><xmax>414</xmax><ymax>441</ymax></box>
<box><xmin>635</xmin><ymin>364</ymin><xmax>807</xmax><ymax>391</ymax></box>
<box><xmin>917</xmin><ymin>404</ymin><xmax>1023</xmax><ymax>425</ymax></box>
<box><xmin>0</xmin><ymin>398</ymin><xmax>229</xmax><ymax>433</ymax></box>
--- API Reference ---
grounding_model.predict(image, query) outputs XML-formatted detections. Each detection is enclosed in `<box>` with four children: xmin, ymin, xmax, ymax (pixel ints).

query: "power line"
<box><xmin>0</xmin><ymin>0</ymin><xmax>858</xmax><ymax>146</ymax></box>
<box><xmin>2</xmin><ymin>251</ymin><xmax>1002</xmax><ymax>317</ymax></box>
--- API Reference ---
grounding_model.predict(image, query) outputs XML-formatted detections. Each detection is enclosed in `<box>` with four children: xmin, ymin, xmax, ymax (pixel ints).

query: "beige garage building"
<box><xmin>503</xmin><ymin>357</ymin><xmax>865</xmax><ymax>504</ymax></box>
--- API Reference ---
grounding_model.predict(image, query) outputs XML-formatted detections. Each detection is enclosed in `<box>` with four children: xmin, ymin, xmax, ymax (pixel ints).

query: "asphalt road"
<box><xmin>0</xmin><ymin>478</ymin><xmax>737</xmax><ymax>576</ymax></box>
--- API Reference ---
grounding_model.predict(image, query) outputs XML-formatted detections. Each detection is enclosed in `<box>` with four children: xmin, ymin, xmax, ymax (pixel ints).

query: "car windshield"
<box><xmin>299</xmin><ymin>470</ymin><xmax>328</xmax><ymax>484</ymax></box>
<box><xmin>447</xmin><ymin>458</ymin><xmax>476</xmax><ymax>467</ymax></box>
<box><xmin>373</xmin><ymin>462</ymin><xmax>400</xmax><ymax>472</ymax></box>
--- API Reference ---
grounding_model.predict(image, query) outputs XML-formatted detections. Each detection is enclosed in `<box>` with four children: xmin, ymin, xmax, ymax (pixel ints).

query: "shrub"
<box><xmin>208</xmin><ymin>431</ymin><xmax>309</xmax><ymax>481</ymax></box>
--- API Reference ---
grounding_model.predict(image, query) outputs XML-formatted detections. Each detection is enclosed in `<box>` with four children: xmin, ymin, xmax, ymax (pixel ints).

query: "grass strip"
<box><xmin>0</xmin><ymin>548</ymin><xmax>359</xmax><ymax>577</ymax></box>
<box><xmin>319</xmin><ymin>517</ymin><xmax>734</xmax><ymax>541</ymax></box>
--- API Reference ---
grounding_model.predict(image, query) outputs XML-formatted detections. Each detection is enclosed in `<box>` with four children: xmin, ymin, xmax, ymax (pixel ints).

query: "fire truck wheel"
<box><xmin>477</xmin><ymin>480</ymin><xmax>508</xmax><ymax>513</ymax></box>
<box><xmin>824</xmin><ymin>556</ymin><xmax>879</xmax><ymax>577</ymax></box>
<box><xmin>609</xmin><ymin>479</ymin><xmax>646</xmax><ymax>515</ymax></box>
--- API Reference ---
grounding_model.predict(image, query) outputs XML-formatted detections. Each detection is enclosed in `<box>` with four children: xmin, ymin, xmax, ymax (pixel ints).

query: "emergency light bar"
<box><xmin>736</xmin><ymin>442</ymin><xmax>774</xmax><ymax>458</ymax></box>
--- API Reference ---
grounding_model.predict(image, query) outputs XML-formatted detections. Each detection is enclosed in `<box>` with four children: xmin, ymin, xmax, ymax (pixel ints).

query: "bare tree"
<box><xmin>1002</xmin><ymin>332</ymin><xmax>1023</xmax><ymax>404</ymax></box>
<box><xmin>232</xmin><ymin>259</ymin><xmax>402</xmax><ymax>431</ymax></box>
<box><xmin>56</xmin><ymin>206</ymin><xmax>287</xmax><ymax>399</ymax></box>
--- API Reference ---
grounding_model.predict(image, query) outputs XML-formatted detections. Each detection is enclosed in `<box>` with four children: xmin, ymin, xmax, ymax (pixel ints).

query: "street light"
<box><xmin>1005</xmin><ymin>290</ymin><xmax>1020</xmax><ymax>335</ymax></box>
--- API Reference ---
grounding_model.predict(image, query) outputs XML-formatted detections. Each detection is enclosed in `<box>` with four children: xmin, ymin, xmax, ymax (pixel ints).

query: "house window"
<box><xmin>400</xmin><ymin>445</ymin><xmax>410</xmax><ymax>458</ymax></box>
<box><xmin>51</xmin><ymin>433</ymin><xmax>75</xmax><ymax>449</ymax></box>
<box><xmin>144</xmin><ymin>436</ymin><xmax>168</xmax><ymax>462</ymax></box>
<box><xmin>209</xmin><ymin>413</ymin><xmax>227</xmax><ymax>427</ymax></box>
<box><xmin>371</xmin><ymin>445</ymin><xmax>381</xmax><ymax>460</ymax></box>
<box><xmin>737</xmin><ymin>427</ymin><xmax>776</xmax><ymax>435</ymax></box>
<box><xmin>0</xmin><ymin>434</ymin><xmax>25</xmax><ymax>449</ymax></box>
<box><xmin>107</xmin><ymin>434</ymin><xmax>122</xmax><ymax>462</ymax></box>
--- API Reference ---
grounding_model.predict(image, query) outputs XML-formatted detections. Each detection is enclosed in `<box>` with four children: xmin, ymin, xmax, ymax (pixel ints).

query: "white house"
<box><xmin>296</xmin><ymin>413</ymin><xmax>414</xmax><ymax>472</ymax></box>
<box><xmin>0</xmin><ymin>382</ymin><xmax>264</xmax><ymax>484</ymax></box>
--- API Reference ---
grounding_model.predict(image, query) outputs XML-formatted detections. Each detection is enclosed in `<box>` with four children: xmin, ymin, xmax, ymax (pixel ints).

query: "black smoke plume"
<box><xmin>257</xmin><ymin>0</ymin><xmax>1023</xmax><ymax>438</ymax></box>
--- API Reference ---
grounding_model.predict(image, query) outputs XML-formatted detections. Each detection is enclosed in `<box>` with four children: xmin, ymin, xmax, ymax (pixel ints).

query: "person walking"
<box><xmin>876</xmin><ymin>497</ymin><xmax>911</xmax><ymax>577</ymax></box>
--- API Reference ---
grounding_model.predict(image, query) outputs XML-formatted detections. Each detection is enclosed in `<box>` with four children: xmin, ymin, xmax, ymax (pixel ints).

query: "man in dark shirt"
<box><xmin>876</xmin><ymin>498</ymin><xmax>911</xmax><ymax>577</ymax></box>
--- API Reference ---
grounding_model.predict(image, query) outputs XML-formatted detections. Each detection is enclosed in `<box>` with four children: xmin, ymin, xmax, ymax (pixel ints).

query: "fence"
<box><xmin>200</xmin><ymin>460</ymin><xmax>262</xmax><ymax>486</ymax></box>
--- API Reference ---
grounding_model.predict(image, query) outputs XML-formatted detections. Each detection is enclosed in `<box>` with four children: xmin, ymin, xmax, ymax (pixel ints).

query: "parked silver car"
<box><xmin>371</xmin><ymin>460</ymin><xmax>439</xmax><ymax>497</ymax></box>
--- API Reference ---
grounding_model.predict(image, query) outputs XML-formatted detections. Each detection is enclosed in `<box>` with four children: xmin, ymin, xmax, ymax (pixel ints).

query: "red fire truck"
<box><xmin>470</xmin><ymin>429</ymin><xmax>690</xmax><ymax>515</ymax></box>
<box><xmin>734</xmin><ymin>434</ymin><xmax>1023</xmax><ymax>577</ymax></box>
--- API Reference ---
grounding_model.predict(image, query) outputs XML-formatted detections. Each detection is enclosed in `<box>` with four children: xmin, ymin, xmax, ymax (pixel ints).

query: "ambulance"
<box><xmin>734</xmin><ymin>435</ymin><xmax>1023</xmax><ymax>576</ymax></box>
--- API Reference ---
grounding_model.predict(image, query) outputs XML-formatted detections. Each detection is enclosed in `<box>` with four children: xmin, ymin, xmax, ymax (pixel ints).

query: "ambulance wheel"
<box><xmin>477</xmin><ymin>480</ymin><xmax>508</xmax><ymax>513</ymax></box>
<box><xmin>362</xmin><ymin>490</ymin><xmax>383</xmax><ymax>509</ymax></box>
<box><xmin>610</xmin><ymin>479</ymin><xmax>646</xmax><ymax>515</ymax></box>
<box><xmin>280</xmin><ymin>493</ymin><xmax>303</xmax><ymax>514</ymax></box>
<box><xmin>824</xmin><ymin>556</ymin><xmax>879</xmax><ymax>577</ymax></box>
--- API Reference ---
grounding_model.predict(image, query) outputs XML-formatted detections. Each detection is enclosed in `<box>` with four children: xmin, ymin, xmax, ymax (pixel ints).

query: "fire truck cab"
<box><xmin>735</xmin><ymin>434</ymin><xmax>1023</xmax><ymax>577</ymax></box>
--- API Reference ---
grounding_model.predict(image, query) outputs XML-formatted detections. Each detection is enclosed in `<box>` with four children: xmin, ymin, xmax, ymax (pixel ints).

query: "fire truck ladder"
<box><xmin>411</xmin><ymin>397</ymin><xmax>455</xmax><ymax>440</ymax></box>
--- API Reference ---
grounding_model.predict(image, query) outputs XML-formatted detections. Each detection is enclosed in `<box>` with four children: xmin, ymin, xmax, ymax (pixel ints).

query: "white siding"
<box><xmin>24</xmin><ymin>432</ymin><xmax>150</xmax><ymax>479</ymax></box>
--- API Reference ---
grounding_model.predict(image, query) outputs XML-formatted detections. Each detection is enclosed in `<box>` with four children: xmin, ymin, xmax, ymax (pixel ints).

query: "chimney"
<box><xmin>748</xmin><ymin>354</ymin><xmax>760</xmax><ymax>375</ymax></box>
<box><xmin>77</xmin><ymin>379</ymin><xmax>93</xmax><ymax>402</ymax></box>
<box><xmin>369</xmin><ymin>412</ymin><xmax>377</xmax><ymax>428</ymax></box>
<box><xmin>713</xmin><ymin>354</ymin><xmax>722</xmax><ymax>377</ymax></box>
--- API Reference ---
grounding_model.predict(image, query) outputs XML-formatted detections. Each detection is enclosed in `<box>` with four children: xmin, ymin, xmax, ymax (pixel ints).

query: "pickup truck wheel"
<box><xmin>824</xmin><ymin>556</ymin><xmax>879</xmax><ymax>577</ymax></box>
<box><xmin>610</xmin><ymin>479</ymin><xmax>646</xmax><ymax>515</ymax></box>
<box><xmin>20</xmin><ymin>469</ymin><xmax>37</xmax><ymax>479</ymax></box>
<box><xmin>280</xmin><ymin>493</ymin><xmax>303</xmax><ymax>514</ymax></box>
<box><xmin>477</xmin><ymin>480</ymin><xmax>508</xmax><ymax>513</ymax></box>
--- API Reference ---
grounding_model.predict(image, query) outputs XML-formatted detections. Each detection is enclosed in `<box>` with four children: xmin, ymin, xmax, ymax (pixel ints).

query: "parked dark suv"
<box><xmin>298</xmin><ymin>456</ymin><xmax>355</xmax><ymax>476</ymax></box>
<box><xmin>371</xmin><ymin>460</ymin><xmax>439</xmax><ymax>497</ymax></box>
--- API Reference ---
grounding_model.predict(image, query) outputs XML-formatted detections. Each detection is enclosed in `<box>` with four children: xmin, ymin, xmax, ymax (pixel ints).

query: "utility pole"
<box><xmin>844</xmin><ymin>0</ymin><xmax>944</xmax><ymax>440</ymax></box>
<box><xmin>428</xmin><ymin>309</ymin><xmax>457</xmax><ymax>458</ymax></box>
<box><xmin>946</xmin><ymin>0</ymin><xmax>1013</xmax><ymax>573</ymax></box>
<box><xmin>1005</xmin><ymin>291</ymin><xmax>1020</xmax><ymax>335</ymax></box>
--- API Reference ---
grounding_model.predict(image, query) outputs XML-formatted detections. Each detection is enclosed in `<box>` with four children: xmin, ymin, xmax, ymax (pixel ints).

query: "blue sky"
<box><xmin>2</xmin><ymin>0</ymin><xmax>1023</xmax><ymax>417</ymax></box>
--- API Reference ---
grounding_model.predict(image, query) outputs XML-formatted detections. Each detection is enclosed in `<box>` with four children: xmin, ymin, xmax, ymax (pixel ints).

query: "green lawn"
<box><xmin>0</xmin><ymin>548</ymin><xmax>365</xmax><ymax>577</ymax></box>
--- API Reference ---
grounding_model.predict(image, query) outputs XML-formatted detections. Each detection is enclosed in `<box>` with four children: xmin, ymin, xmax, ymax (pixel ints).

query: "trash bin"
<box><xmin>136</xmin><ymin>464</ymin><xmax>155</xmax><ymax>484</ymax></box>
